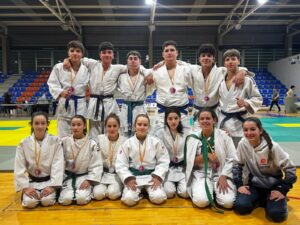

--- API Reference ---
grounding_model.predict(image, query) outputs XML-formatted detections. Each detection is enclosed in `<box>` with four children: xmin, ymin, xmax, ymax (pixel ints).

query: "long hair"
<box><xmin>29</xmin><ymin>111</ymin><xmax>50</xmax><ymax>134</ymax></box>
<box><xmin>71</xmin><ymin>115</ymin><xmax>87</xmax><ymax>135</ymax></box>
<box><xmin>243</xmin><ymin>117</ymin><xmax>273</xmax><ymax>150</ymax></box>
<box><xmin>164</xmin><ymin>107</ymin><xmax>183</xmax><ymax>134</ymax></box>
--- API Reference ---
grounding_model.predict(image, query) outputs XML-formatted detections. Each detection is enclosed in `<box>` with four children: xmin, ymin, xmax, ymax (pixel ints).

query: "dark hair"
<box><xmin>29</xmin><ymin>111</ymin><xmax>50</xmax><ymax>134</ymax></box>
<box><xmin>162</xmin><ymin>40</ymin><xmax>177</xmax><ymax>50</ymax></box>
<box><xmin>105</xmin><ymin>113</ymin><xmax>120</xmax><ymax>127</ymax></box>
<box><xmin>223</xmin><ymin>49</ymin><xmax>241</xmax><ymax>62</ymax></box>
<box><xmin>291</xmin><ymin>85</ymin><xmax>295</xmax><ymax>89</ymax></box>
<box><xmin>243</xmin><ymin>117</ymin><xmax>273</xmax><ymax>150</ymax></box>
<box><xmin>164</xmin><ymin>107</ymin><xmax>183</xmax><ymax>134</ymax></box>
<box><xmin>71</xmin><ymin>115</ymin><xmax>87</xmax><ymax>135</ymax></box>
<box><xmin>127</xmin><ymin>50</ymin><xmax>141</xmax><ymax>60</ymax></box>
<box><xmin>198</xmin><ymin>44</ymin><xmax>216</xmax><ymax>58</ymax></box>
<box><xmin>134</xmin><ymin>114</ymin><xmax>150</xmax><ymax>127</ymax></box>
<box><xmin>197</xmin><ymin>108</ymin><xmax>218</xmax><ymax>123</ymax></box>
<box><xmin>67</xmin><ymin>40</ymin><xmax>84</xmax><ymax>54</ymax></box>
<box><xmin>98</xmin><ymin>41</ymin><xmax>114</xmax><ymax>53</ymax></box>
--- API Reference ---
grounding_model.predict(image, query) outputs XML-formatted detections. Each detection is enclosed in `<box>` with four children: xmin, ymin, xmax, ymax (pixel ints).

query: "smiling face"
<box><xmin>71</xmin><ymin>117</ymin><xmax>86</xmax><ymax>139</ymax></box>
<box><xmin>106</xmin><ymin>117</ymin><xmax>120</xmax><ymax>140</ymax></box>
<box><xmin>135</xmin><ymin>116</ymin><xmax>150</xmax><ymax>139</ymax></box>
<box><xmin>199</xmin><ymin>53</ymin><xmax>214</xmax><ymax>69</ymax></box>
<box><xmin>198</xmin><ymin>111</ymin><xmax>216</xmax><ymax>133</ymax></box>
<box><xmin>32</xmin><ymin>115</ymin><xmax>48</xmax><ymax>140</ymax></box>
<box><xmin>166</xmin><ymin>112</ymin><xmax>180</xmax><ymax>132</ymax></box>
<box><xmin>243</xmin><ymin>121</ymin><xmax>262</xmax><ymax>147</ymax></box>
<box><xmin>100</xmin><ymin>49</ymin><xmax>114</xmax><ymax>65</ymax></box>
<box><xmin>68</xmin><ymin>47</ymin><xmax>83</xmax><ymax>64</ymax></box>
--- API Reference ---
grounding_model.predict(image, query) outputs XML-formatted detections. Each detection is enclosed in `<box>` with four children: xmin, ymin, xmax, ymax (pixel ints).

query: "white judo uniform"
<box><xmin>155</xmin><ymin>128</ymin><xmax>189</xmax><ymax>198</ymax></box>
<box><xmin>47</xmin><ymin>63</ymin><xmax>89</xmax><ymax>138</ymax></box>
<box><xmin>81</xmin><ymin>57</ymin><xmax>126</xmax><ymax>140</ymax></box>
<box><xmin>185</xmin><ymin>129</ymin><xmax>237</xmax><ymax>209</ymax></box>
<box><xmin>14</xmin><ymin>133</ymin><xmax>64</xmax><ymax>208</ymax></box>
<box><xmin>117</xmin><ymin>69</ymin><xmax>147</xmax><ymax>137</ymax></box>
<box><xmin>93</xmin><ymin>134</ymin><xmax>127</xmax><ymax>200</ymax></box>
<box><xmin>218</xmin><ymin>76</ymin><xmax>262</xmax><ymax>146</ymax></box>
<box><xmin>151</xmin><ymin>63</ymin><xmax>193</xmax><ymax>134</ymax></box>
<box><xmin>115</xmin><ymin>135</ymin><xmax>170</xmax><ymax>206</ymax></box>
<box><xmin>59</xmin><ymin>136</ymin><xmax>102</xmax><ymax>205</ymax></box>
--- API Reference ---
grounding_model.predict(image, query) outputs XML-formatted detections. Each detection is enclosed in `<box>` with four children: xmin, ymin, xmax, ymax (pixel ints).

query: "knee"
<box><xmin>76</xmin><ymin>191</ymin><xmax>91</xmax><ymax>205</ymax></box>
<box><xmin>40</xmin><ymin>195</ymin><xmax>56</xmax><ymax>207</ymax></box>
<box><xmin>149</xmin><ymin>189</ymin><xmax>167</xmax><ymax>205</ymax></box>
<box><xmin>107</xmin><ymin>186</ymin><xmax>121</xmax><ymax>200</ymax></box>
<box><xmin>177</xmin><ymin>191</ymin><xmax>189</xmax><ymax>199</ymax></box>
<box><xmin>192</xmin><ymin>198</ymin><xmax>210</xmax><ymax>208</ymax></box>
<box><xmin>121</xmin><ymin>191</ymin><xmax>139</xmax><ymax>206</ymax></box>
<box><xmin>216</xmin><ymin>195</ymin><xmax>235</xmax><ymax>209</ymax></box>
<box><xmin>93</xmin><ymin>186</ymin><xmax>106</xmax><ymax>201</ymax></box>
<box><xmin>22</xmin><ymin>196</ymin><xmax>39</xmax><ymax>209</ymax></box>
<box><xmin>267</xmin><ymin>207</ymin><xmax>288</xmax><ymax>222</ymax></box>
<box><xmin>165</xmin><ymin>189</ymin><xmax>176</xmax><ymax>199</ymax></box>
<box><xmin>234</xmin><ymin>199</ymin><xmax>253</xmax><ymax>215</ymax></box>
<box><xmin>164</xmin><ymin>182</ymin><xmax>176</xmax><ymax>199</ymax></box>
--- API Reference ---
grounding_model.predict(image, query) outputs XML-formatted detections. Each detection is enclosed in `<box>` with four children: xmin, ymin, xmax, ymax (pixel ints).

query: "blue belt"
<box><xmin>64</xmin><ymin>95</ymin><xmax>85</xmax><ymax>114</ymax></box>
<box><xmin>156</xmin><ymin>103</ymin><xmax>188</xmax><ymax>115</ymax></box>
<box><xmin>123</xmin><ymin>100</ymin><xmax>144</xmax><ymax>136</ymax></box>
<box><xmin>219</xmin><ymin>110</ymin><xmax>247</xmax><ymax>129</ymax></box>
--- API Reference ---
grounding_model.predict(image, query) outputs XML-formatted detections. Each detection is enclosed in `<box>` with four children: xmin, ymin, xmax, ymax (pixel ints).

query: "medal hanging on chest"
<box><xmin>170</xmin><ymin>87</ymin><xmax>176</xmax><ymax>94</ymax></box>
<box><xmin>69</xmin><ymin>68</ymin><xmax>77</xmax><ymax>95</ymax></box>
<box><xmin>204</xmin><ymin>96</ymin><xmax>210</xmax><ymax>102</ymax></box>
<box><xmin>34</xmin><ymin>138</ymin><xmax>42</xmax><ymax>177</ymax></box>
<box><xmin>139</xmin><ymin>165</ymin><xmax>145</xmax><ymax>172</ymax></box>
<box><xmin>35</xmin><ymin>167</ymin><xmax>41</xmax><ymax>176</ymax></box>
<box><xmin>108</xmin><ymin>139</ymin><xmax>118</xmax><ymax>173</ymax></box>
<box><xmin>138</xmin><ymin>139</ymin><xmax>147</xmax><ymax>172</ymax></box>
<box><xmin>171</xmin><ymin>132</ymin><xmax>179</xmax><ymax>163</ymax></box>
<box><xmin>68</xmin><ymin>86</ymin><xmax>75</xmax><ymax>95</ymax></box>
<box><xmin>167</xmin><ymin>66</ymin><xmax>176</xmax><ymax>94</ymax></box>
<box><xmin>203</xmin><ymin>74</ymin><xmax>211</xmax><ymax>102</ymax></box>
<box><xmin>71</xmin><ymin>136</ymin><xmax>88</xmax><ymax>172</ymax></box>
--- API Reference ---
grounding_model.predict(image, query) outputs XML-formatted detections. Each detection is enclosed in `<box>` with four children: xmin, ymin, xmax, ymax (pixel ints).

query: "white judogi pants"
<box><xmin>58</xmin><ymin>175</ymin><xmax>92</xmax><ymax>205</ymax></box>
<box><xmin>22</xmin><ymin>190</ymin><xmax>56</xmax><ymax>209</ymax></box>
<box><xmin>121</xmin><ymin>184</ymin><xmax>167</xmax><ymax>206</ymax></box>
<box><xmin>191</xmin><ymin>170</ymin><xmax>236</xmax><ymax>209</ymax></box>
<box><xmin>164</xmin><ymin>179</ymin><xmax>188</xmax><ymax>199</ymax></box>
<box><xmin>93</xmin><ymin>183</ymin><xmax>123</xmax><ymax>200</ymax></box>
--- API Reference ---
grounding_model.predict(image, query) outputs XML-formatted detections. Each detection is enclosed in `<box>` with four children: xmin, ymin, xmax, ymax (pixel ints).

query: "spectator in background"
<box><xmin>286</xmin><ymin>85</ymin><xmax>296</xmax><ymax>97</ymax></box>
<box><xmin>3</xmin><ymin>91</ymin><xmax>14</xmax><ymax>116</ymax></box>
<box><xmin>268</xmin><ymin>88</ymin><xmax>281</xmax><ymax>112</ymax></box>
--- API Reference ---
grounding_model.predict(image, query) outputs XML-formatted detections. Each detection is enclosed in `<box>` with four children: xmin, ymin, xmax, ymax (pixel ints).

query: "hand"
<box><xmin>152</xmin><ymin>61</ymin><xmax>164</xmax><ymax>70</ymax></box>
<box><xmin>269</xmin><ymin>190</ymin><xmax>285</xmax><ymax>201</ymax></box>
<box><xmin>150</xmin><ymin>175</ymin><xmax>162</xmax><ymax>190</ymax></box>
<box><xmin>194</xmin><ymin>155</ymin><xmax>203</xmax><ymax>167</ymax></box>
<box><xmin>23</xmin><ymin>187</ymin><xmax>40</xmax><ymax>199</ymax></box>
<box><xmin>221</xmin><ymin>128</ymin><xmax>232</xmax><ymax>137</ymax></box>
<box><xmin>236</xmin><ymin>98</ymin><xmax>249</xmax><ymax>108</ymax></box>
<box><xmin>217</xmin><ymin>175</ymin><xmax>231</xmax><ymax>194</ymax></box>
<box><xmin>144</xmin><ymin>74</ymin><xmax>154</xmax><ymax>85</ymax></box>
<box><xmin>125</xmin><ymin>177</ymin><xmax>137</xmax><ymax>191</ymax></box>
<box><xmin>41</xmin><ymin>186</ymin><xmax>55</xmax><ymax>198</ymax></box>
<box><xmin>238</xmin><ymin>185</ymin><xmax>251</xmax><ymax>195</ymax></box>
<box><xmin>235</xmin><ymin>70</ymin><xmax>246</xmax><ymax>87</ymax></box>
<box><xmin>79</xmin><ymin>180</ymin><xmax>91</xmax><ymax>190</ymax></box>
<box><xmin>59</xmin><ymin>90</ymin><xmax>70</xmax><ymax>99</ymax></box>
<box><xmin>63</xmin><ymin>57</ymin><xmax>71</xmax><ymax>69</ymax></box>
<box><xmin>208</xmin><ymin>153</ymin><xmax>220</xmax><ymax>170</ymax></box>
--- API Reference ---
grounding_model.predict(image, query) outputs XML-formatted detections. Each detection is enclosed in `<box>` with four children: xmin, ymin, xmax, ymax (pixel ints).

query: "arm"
<box><xmin>47</xmin><ymin>65</ymin><xmax>64</xmax><ymax>100</ymax></box>
<box><xmin>14</xmin><ymin>143</ymin><xmax>29</xmax><ymax>192</ymax></box>
<box><xmin>86</xmin><ymin>141</ymin><xmax>103</xmax><ymax>184</ymax></box>
<box><xmin>81</xmin><ymin>57</ymin><xmax>98</xmax><ymax>70</ymax></box>
<box><xmin>115</xmin><ymin>144</ymin><xmax>134</xmax><ymax>184</ymax></box>
<box><xmin>243</xmin><ymin>79</ymin><xmax>263</xmax><ymax>114</ymax></box>
<box><xmin>220</xmin><ymin>133</ymin><xmax>237</xmax><ymax>178</ymax></box>
<box><xmin>152</xmin><ymin>140</ymin><xmax>170</xmax><ymax>181</ymax></box>
<box><xmin>49</xmin><ymin>139</ymin><xmax>64</xmax><ymax>188</ymax></box>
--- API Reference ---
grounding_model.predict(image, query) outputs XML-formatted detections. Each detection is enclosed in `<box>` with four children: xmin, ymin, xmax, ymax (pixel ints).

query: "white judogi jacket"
<box><xmin>234</xmin><ymin>137</ymin><xmax>297</xmax><ymax>194</ymax></box>
<box><xmin>98</xmin><ymin>134</ymin><xmax>127</xmax><ymax>184</ymax></box>
<box><xmin>117</xmin><ymin>69</ymin><xmax>147</xmax><ymax>133</ymax></box>
<box><xmin>115</xmin><ymin>135</ymin><xmax>170</xmax><ymax>183</ymax></box>
<box><xmin>62</xmin><ymin>136</ymin><xmax>102</xmax><ymax>183</ymax></box>
<box><xmin>82</xmin><ymin>58</ymin><xmax>125</xmax><ymax>121</ymax></box>
<box><xmin>152</xmin><ymin>62</ymin><xmax>192</xmax><ymax>107</ymax></box>
<box><xmin>218</xmin><ymin>76</ymin><xmax>262</xmax><ymax>137</ymax></box>
<box><xmin>185</xmin><ymin>129</ymin><xmax>237</xmax><ymax>196</ymax></box>
<box><xmin>14</xmin><ymin>133</ymin><xmax>64</xmax><ymax>192</ymax></box>
<box><xmin>47</xmin><ymin>63</ymin><xmax>89</xmax><ymax>119</ymax></box>
<box><xmin>155</xmin><ymin>128</ymin><xmax>188</xmax><ymax>182</ymax></box>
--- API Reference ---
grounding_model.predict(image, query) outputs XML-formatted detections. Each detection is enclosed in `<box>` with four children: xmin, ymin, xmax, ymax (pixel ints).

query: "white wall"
<box><xmin>268</xmin><ymin>54</ymin><xmax>300</xmax><ymax>97</ymax></box>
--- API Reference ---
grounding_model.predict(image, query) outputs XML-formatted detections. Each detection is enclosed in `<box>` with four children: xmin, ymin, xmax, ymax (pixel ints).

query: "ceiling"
<box><xmin>0</xmin><ymin>0</ymin><xmax>300</xmax><ymax>41</ymax></box>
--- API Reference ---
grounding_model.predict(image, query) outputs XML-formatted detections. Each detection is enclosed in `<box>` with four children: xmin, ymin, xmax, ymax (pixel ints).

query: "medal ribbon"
<box><xmin>34</xmin><ymin>137</ymin><xmax>41</xmax><ymax>169</ymax></box>
<box><xmin>138</xmin><ymin>138</ymin><xmax>147</xmax><ymax>165</ymax></box>
<box><xmin>71</xmin><ymin>135</ymin><xmax>89</xmax><ymax>164</ymax></box>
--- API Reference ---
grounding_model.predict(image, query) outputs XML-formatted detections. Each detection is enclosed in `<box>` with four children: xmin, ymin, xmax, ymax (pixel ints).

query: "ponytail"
<box><xmin>261</xmin><ymin>128</ymin><xmax>273</xmax><ymax>150</ymax></box>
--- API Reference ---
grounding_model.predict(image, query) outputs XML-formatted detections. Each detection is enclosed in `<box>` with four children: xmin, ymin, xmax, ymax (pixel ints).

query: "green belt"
<box><xmin>64</xmin><ymin>170</ymin><xmax>88</xmax><ymax>200</ymax></box>
<box><xmin>184</xmin><ymin>134</ymin><xmax>224</xmax><ymax>214</ymax></box>
<box><xmin>129</xmin><ymin>167</ymin><xmax>154</xmax><ymax>176</ymax></box>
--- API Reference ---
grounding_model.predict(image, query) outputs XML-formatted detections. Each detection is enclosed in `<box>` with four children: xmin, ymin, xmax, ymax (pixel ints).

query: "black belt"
<box><xmin>29</xmin><ymin>174</ymin><xmax>51</xmax><ymax>183</ymax></box>
<box><xmin>169</xmin><ymin>160</ymin><xmax>184</xmax><ymax>167</ymax></box>
<box><xmin>193</xmin><ymin>103</ymin><xmax>219</xmax><ymax>121</ymax></box>
<box><xmin>156</xmin><ymin>103</ymin><xmax>188</xmax><ymax>115</ymax></box>
<box><xmin>90</xmin><ymin>94</ymin><xmax>113</xmax><ymax>133</ymax></box>
<box><xmin>219</xmin><ymin>110</ymin><xmax>247</xmax><ymax>129</ymax></box>
<box><xmin>64</xmin><ymin>95</ymin><xmax>85</xmax><ymax>114</ymax></box>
